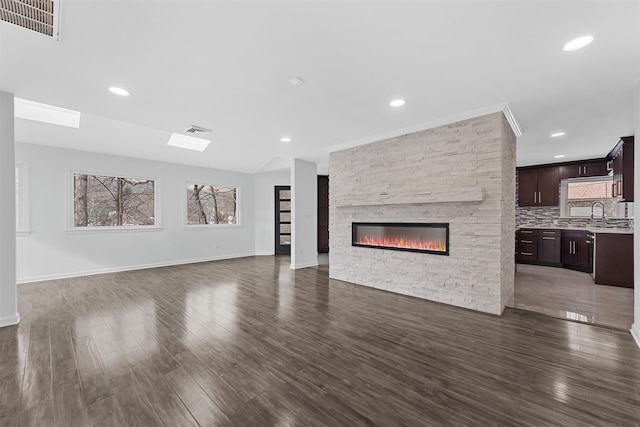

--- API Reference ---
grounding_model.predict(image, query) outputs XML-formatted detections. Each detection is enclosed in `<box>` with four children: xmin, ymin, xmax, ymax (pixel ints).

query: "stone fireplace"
<box><xmin>328</xmin><ymin>111</ymin><xmax>516</xmax><ymax>315</ymax></box>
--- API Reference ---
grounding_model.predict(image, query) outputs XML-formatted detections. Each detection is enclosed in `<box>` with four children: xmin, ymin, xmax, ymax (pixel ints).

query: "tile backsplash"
<box><xmin>516</xmin><ymin>205</ymin><xmax>631</xmax><ymax>229</ymax></box>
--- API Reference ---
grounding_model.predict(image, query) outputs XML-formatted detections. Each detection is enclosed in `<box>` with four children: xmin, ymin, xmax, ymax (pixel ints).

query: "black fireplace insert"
<box><xmin>352</xmin><ymin>222</ymin><xmax>449</xmax><ymax>255</ymax></box>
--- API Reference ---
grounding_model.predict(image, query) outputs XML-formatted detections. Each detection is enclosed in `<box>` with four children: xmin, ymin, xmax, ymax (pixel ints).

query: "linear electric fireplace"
<box><xmin>352</xmin><ymin>222</ymin><xmax>449</xmax><ymax>255</ymax></box>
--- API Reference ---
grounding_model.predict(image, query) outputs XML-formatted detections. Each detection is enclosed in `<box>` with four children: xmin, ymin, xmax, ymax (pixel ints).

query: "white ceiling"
<box><xmin>1</xmin><ymin>1</ymin><xmax>638</xmax><ymax>173</ymax></box>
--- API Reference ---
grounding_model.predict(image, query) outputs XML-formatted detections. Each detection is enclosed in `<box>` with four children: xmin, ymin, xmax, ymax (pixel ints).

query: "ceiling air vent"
<box><xmin>184</xmin><ymin>125</ymin><xmax>212</xmax><ymax>136</ymax></box>
<box><xmin>0</xmin><ymin>0</ymin><xmax>59</xmax><ymax>39</ymax></box>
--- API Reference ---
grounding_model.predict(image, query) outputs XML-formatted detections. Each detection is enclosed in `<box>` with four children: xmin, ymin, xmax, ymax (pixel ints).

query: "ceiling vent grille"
<box><xmin>0</xmin><ymin>0</ymin><xmax>58</xmax><ymax>38</ymax></box>
<box><xmin>184</xmin><ymin>125</ymin><xmax>212</xmax><ymax>136</ymax></box>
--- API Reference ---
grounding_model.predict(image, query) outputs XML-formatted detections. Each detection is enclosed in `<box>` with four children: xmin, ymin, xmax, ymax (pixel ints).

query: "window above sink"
<box><xmin>560</xmin><ymin>176</ymin><xmax>630</xmax><ymax>218</ymax></box>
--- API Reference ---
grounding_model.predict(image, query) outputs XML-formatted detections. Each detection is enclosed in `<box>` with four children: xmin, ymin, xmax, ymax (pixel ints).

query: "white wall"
<box><xmin>291</xmin><ymin>158</ymin><xmax>318</xmax><ymax>269</ymax></box>
<box><xmin>254</xmin><ymin>169</ymin><xmax>290</xmax><ymax>255</ymax></box>
<box><xmin>16</xmin><ymin>143</ymin><xmax>256</xmax><ymax>282</ymax></box>
<box><xmin>0</xmin><ymin>92</ymin><xmax>19</xmax><ymax>327</ymax></box>
<box><xmin>633</xmin><ymin>78</ymin><xmax>640</xmax><ymax>348</ymax></box>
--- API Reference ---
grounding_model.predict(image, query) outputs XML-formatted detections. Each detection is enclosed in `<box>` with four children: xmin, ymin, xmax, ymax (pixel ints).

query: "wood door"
<box><xmin>559</xmin><ymin>161</ymin><xmax>607</xmax><ymax>179</ymax></box>
<box><xmin>517</xmin><ymin>169</ymin><xmax>538</xmax><ymax>206</ymax></box>
<box><xmin>537</xmin><ymin>230</ymin><xmax>561</xmax><ymax>265</ymax></box>
<box><xmin>274</xmin><ymin>186</ymin><xmax>291</xmax><ymax>255</ymax></box>
<box><xmin>621</xmin><ymin>136</ymin><xmax>634</xmax><ymax>201</ymax></box>
<box><xmin>560</xmin><ymin>235</ymin><xmax>576</xmax><ymax>266</ymax></box>
<box><xmin>595</xmin><ymin>233</ymin><xmax>633</xmax><ymax>287</ymax></box>
<box><xmin>580</xmin><ymin>160</ymin><xmax>608</xmax><ymax>177</ymax></box>
<box><xmin>575</xmin><ymin>238</ymin><xmax>592</xmax><ymax>273</ymax></box>
<box><xmin>317</xmin><ymin>176</ymin><xmax>329</xmax><ymax>253</ymax></box>
<box><xmin>558</xmin><ymin>164</ymin><xmax>581</xmax><ymax>180</ymax></box>
<box><xmin>536</xmin><ymin>166</ymin><xmax>559</xmax><ymax>206</ymax></box>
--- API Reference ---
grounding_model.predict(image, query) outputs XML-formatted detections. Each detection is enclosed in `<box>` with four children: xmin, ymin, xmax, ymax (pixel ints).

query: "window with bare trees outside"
<box><xmin>73</xmin><ymin>173</ymin><xmax>156</xmax><ymax>228</ymax></box>
<box><xmin>186</xmin><ymin>184</ymin><xmax>238</xmax><ymax>225</ymax></box>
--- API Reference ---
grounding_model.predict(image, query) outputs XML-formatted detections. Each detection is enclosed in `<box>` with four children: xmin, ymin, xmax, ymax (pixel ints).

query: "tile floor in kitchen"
<box><xmin>513</xmin><ymin>263</ymin><xmax>634</xmax><ymax>330</ymax></box>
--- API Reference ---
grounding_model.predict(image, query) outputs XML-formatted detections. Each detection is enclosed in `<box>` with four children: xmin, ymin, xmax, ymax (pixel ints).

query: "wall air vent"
<box><xmin>0</xmin><ymin>0</ymin><xmax>59</xmax><ymax>39</ymax></box>
<box><xmin>184</xmin><ymin>125</ymin><xmax>212</xmax><ymax>136</ymax></box>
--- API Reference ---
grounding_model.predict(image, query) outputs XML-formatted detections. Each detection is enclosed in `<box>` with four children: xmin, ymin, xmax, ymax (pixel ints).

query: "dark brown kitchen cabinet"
<box><xmin>561</xmin><ymin>230</ymin><xmax>593</xmax><ymax>273</ymax></box>
<box><xmin>558</xmin><ymin>160</ymin><xmax>608</xmax><ymax>180</ymax></box>
<box><xmin>537</xmin><ymin>229</ymin><xmax>562</xmax><ymax>264</ymax></box>
<box><xmin>595</xmin><ymin>233</ymin><xmax>633</xmax><ymax>288</ymax></box>
<box><xmin>517</xmin><ymin>166</ymin><xmax>559</xmax><ymax>206</ymax></box>
<box><xmin>516</xmin><ymin>229</ymin><xmax>561</xmax><ymax>266</ymax></box>
<box><xmin>609</xmin><ymin>136</ymin><xmax>634</xmax><ymax>202</ymax></box>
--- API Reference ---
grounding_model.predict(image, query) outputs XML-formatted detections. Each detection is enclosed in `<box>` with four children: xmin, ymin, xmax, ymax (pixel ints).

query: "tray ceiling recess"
<box><xmin>1</xmin><ymin>0</ymin><xmax>59</xmax><ymax>39</ymax></box>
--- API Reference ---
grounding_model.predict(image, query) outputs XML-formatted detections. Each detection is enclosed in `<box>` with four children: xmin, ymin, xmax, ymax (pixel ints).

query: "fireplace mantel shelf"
<box><xmin>335</xmin><ymin>187</ymin><xmax>484</xmax><ymax>207</ymax></box>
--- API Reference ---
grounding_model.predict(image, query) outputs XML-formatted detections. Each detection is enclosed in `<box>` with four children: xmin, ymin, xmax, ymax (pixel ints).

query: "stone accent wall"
<box><xmin>329</xmin><ymin>112</ymin><xmax>516</xmax><ymax>315</ymax></box>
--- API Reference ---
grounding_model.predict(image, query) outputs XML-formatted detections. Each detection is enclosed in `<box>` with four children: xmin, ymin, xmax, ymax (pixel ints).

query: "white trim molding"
<box><xmin>290</xmin><ymin>260</ymin><xmax>319</xmax><ymax>270</ymax></box>
<box><xmin>0</xmin><ymin>313</ymin><xmax>20</xmax><ymax>328</ymax></box>
<box><xmin>632</xmin><ymin>324</ymin><xmax>640</xmax><ymax>349</ymax></box>
<box><xmin>17</xmin><ymin>252</ymin><xmax>257</xmax><ymax>284</ymax></box>
<box><xmin>326</xmin><ymin>102</ymin><xmax>522</xmax><ymax>154</ymax></box>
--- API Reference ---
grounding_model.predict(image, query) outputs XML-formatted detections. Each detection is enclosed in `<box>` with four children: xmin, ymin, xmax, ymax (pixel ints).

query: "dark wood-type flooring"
<box><xmin>1</xmin><ymin>256</ymin><xmax>640</xmax><ymax>426</ymax></box>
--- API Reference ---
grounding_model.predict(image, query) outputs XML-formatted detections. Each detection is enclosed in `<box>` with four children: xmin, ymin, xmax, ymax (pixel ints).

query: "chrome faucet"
<box><xmin>591</xmin><ymin>201</ymin><xmax>606</xmax><ymax>227</ymax></box>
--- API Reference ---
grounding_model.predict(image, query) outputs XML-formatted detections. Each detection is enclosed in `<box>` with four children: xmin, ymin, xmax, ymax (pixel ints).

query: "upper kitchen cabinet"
<box><xmin>558</xmin><ymin>159</ymin><xmax>608</xmax><ymax>180</ymax></box>
<box><xmin>608</xmin><ymin>136</ymin><xmax>634</xmax><ymax>202</ymax></box>
<box><xmin>518</xmin><ymin>166</ymin><xmax>559</xmax><ymax>206</ymax></box>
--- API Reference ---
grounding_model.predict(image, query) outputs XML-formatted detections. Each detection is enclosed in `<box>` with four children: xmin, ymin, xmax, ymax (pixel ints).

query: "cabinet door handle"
<box><xmin>542</xmin><ymin>237</ymin><xmax>555</xmax><ymax>240</ymax></box>
<box><xmin>538</xmin><ymin>192</ymin><xmax>541</xmax><ymax>203</ymax></box>
<box><xmin>612</xmin><ymin>182</ymin><xmax>616</xmax><ymax>197</ymax></box>
<box><xmin>534</xmin><ymin>192</ymin><xmax>537</xmax><ymax>203</ymax></box>
<box><xmin>584</xmin><ymin>165</ymin><xmax>587</xmax><ymax>174</ymax></box>
<box><xmin>520</xmin><ymin>230</ymin><xmax>533</xmax><ymax>234</ymax></box>
<box><xmin>520</xmin><ymin>240</ymin><xmax>533</xmax><ymax>243</ymax></box>
<box><xmin>520</xmin><ymin>252</ymin><xmax>533</xmax><ymax>256</ymax></box>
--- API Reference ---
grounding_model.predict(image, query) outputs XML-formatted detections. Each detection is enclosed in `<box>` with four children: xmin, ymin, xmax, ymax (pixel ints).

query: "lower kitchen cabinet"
<box><xmin>595</xmin><ymin>233</ymin><xmax>634</xmax><ymax>288</ymax></box>
<box><xmin>516</xmin><ymin>229</ymin><xmax>561</xmax><ymax>266</ymax></box>
<box><xmin>561</xmin><ymin>230</ymin><xmax>593</xmax><ymax>273</ymax></box>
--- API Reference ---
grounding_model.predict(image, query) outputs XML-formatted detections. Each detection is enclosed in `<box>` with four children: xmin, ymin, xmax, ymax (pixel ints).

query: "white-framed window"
<box><xmin>185</xmin><ymin>182</ymin><xmax>240</xmax><ymax>227</ymax></box>
<box><xmin>15</xmin><ymin>162</ymin><xmax>30</xmax><ymax>235</ymax></box>
<box><xmin>560</xmin><ymin>176</ymin><xmax>622</xmax><ymax>218</ymax></box>
<box><xmin>69</xmin><ymin>171</ymin><xmax>160</xmax><ymax>231</ymax></box>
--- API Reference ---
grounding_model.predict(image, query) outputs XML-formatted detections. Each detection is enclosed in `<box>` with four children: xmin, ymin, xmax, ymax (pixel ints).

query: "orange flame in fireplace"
<box><xmin>356</xmin><ymin>235</ymin><xmax>447</xmax><ymax>252</ymax></box>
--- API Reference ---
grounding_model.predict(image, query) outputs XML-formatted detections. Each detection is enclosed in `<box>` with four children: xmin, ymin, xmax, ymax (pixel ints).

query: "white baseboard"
<box><xmin>0</xmin><ymin>313</ymin><xmax>20</xmax><ymax>328</ymax></box>
<box><xmin>17</xmin><ymin>252</ymin><xmax>257</xmax><ymax>284</ymax></box>
<box><xmin>631</xmin><ymin>324</ymin><xmax>640</xmax><ymax>350</ymax></box>
<box><xmin>290</xmin><ymin>261</ymin><xmax>319</xmax><ymax>270</ymax></box>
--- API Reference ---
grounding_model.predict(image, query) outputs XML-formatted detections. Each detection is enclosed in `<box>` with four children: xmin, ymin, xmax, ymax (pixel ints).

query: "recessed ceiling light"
<box><xmin>550</xmin><ymin>131</ymin><xmax>566</xmax><ymax>138</ymax></box>
<box><xmin>563</xmin><ymin>36</ymin><xmax>593</xmax><ymax>51</ymax></box>
<box><xmin>108</xmin><ymin>86</ymin><xmax>130</xmax><ymax>96</ymax></box>
<box><xmin>280</xmin><ymin>137</ymin><xmax>292</xmax><ymax>143</ymax></box>
<box><xmin>14</xmin><ymin>98</ymin><xmax>81</xmax><ymax>128</ymax></box>
<box><xmin>554</xmin><ymin>154</ymin><xmax>565</xmax><ymax>159</ymax></box>
<box><xmin>390</xmin><ymin>99</ymin><xmax>406</xmax><ymax>108</ymax></box>
<box><xmin>167</xmin><ymin>133</ymin><xmax>210</xmax><ymax>152</ymax></box>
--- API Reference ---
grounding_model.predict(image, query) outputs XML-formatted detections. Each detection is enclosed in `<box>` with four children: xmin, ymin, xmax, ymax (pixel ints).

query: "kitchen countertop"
<box><xmin>517</xmin><ymin>225</ymin><xmax>634</xmax><ymax>234</ymax></box>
